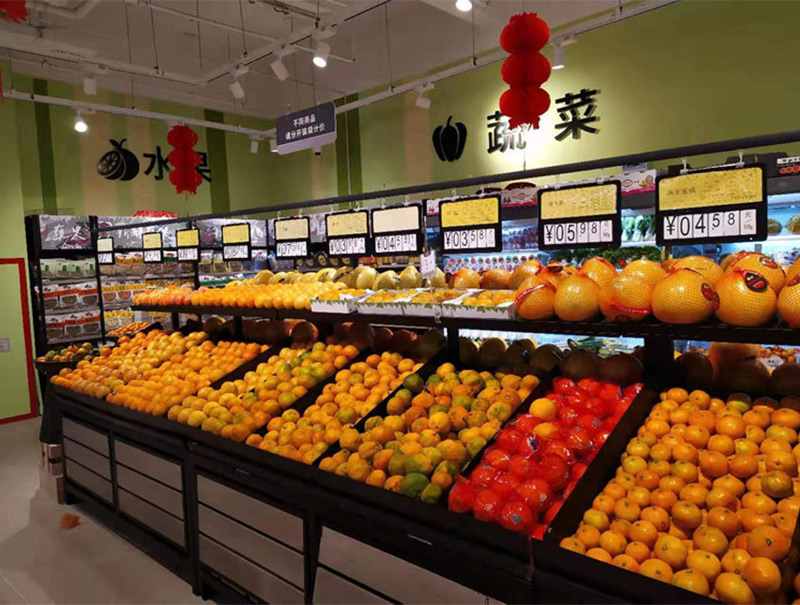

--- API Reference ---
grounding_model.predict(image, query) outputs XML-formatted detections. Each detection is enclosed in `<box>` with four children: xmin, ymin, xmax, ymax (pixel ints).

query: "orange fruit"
<box><xmin>717</xmin><ymin>416</ymin><xmax>746</xmax><ymax>439</ymax></box>
<box><xmin>739</xmin><ymin>509</ymin><xmax>775</xmax><ymax>533</ymax></box>
<box><xmin>598</xmin><ymin>275</ymin><xmax>652</xmax><ymax>322</ymax></box>
<box><xmin>583</xmin><ymin>509</ymin><xmax>610</xmax><ymax>531</ymax></box>
<box><xmin>627</xmin><ymin>486</ymin><xmax>651</xmax><ymax>508</ymax></box>
<box><xmin>651</xmin><ymin>488</ymin><xmax>678</xmax><ymax>512</ymax></box>
<box><xmin>599</xmin><ymin>530</ymin><xmax>627</xmax><ymax>556</ymax></box>
<box><xmin>593</xmin><ymin>494</ymin><xmax>617</xmax><ymax>515</ymax></box>
<box><xmin>747</xmin><ymin>526</ymin><xmax>789</xmax><ymax>561</ymax></box>
<box><xmin>772</xmin><ymin>408</ymin><xmax>800</xmax><ymax>430</ymax></box>
<box><xmin>604</xmin><ymin>482</ymin><xmax>628</xmax><ymax>500</ymax></box>
<box><xmin>625</xmin><ymin>541</ymin><xmax>651</xmax><ymax>563</ymax></box>
<box><xmin>729</xmin><ymin>454</ymin><xmax>759</xmax><ymax>479</ymax></box>
<box><xmin>673</xmin><ymin>256</ymin><xmax>724</xmax><ymax>287</ymax></box>
<box><xmin>652</xmin><ymin>269</ymin><xmax>717</xmax><ymax>324</ymax></box>
<box><xmin>641</xmin><ymin>506</ymin><xmax>670</xmax><ymax>531</ymax></box>
<box><xmin>672</xmin><ymin>569</ymin><xmax>710</xmax><ymax>595</ymax></box>
<box><xmin>654</xmin><ymin>534</ymin><xmax>688</xmax><ymax>570</ymax></box>
<box><xmin>640</xmin><ymin>558</ymin><xmax>673</xmax><ymax>583</ymax></box>
<box><xmin>560</xmin><ymin>537</ymin><xmax>586</xmax><ymax>554</ymax></box>
<box><xmin>610</xmin><ymin>519</ymin><xmax>632</xmax><ymax>539</ymax></box>
<box><xmin>687</xmin><ymin>549</ymin><xmax>722</xmax><ymax>583</ymax></box>
<box><xmin>660</xmin><ymin>475</ymin><xmax>686</xmax><ymax>494</ymax></box>
<box><xmin>537</xmin><ymin>263</ymin><xmax>576</xmax><ymax>288</ymax></box>
<box><xmin>576</xmin><ymin>524</ymin><xmax>602</xmax><ymax>549</ymax></box>
<box><xmin>585</xmin><ymin>547</ymin><xmax>612</xmax><ymax>562</ymax></box>
<box><xmin>629</xmin><ymin>520</ymin><xmax>658</xmax><ymax>547</ymax></box>
<box><xmin>714</xmin><ymin>572</ymin><xmax>756</xmax><ymax>604</ymax></box>
<box><xmin>765</xmin><ymin>451</ymin><xmax>797</xmax><ymax>477</ymax></box>
<box><xmin>713</xmin><ymin>474</ymin><xmax>746</xmax><ymax>498</ymax></box>
<box><xmin>762</xmin><ymin>471</ymin><xmax>794</xmax><ymax>500</ymax></box>
<box><xmin>611</xmin><ymin>553</ymin><xmax>640</xmax><ymax>572</ymax></box>
<box><xmin>722</xmin><ymin>548</ymin><xmax>752</xmax><ymax>574</ymax></box>
<box><xmin>742</xmin><ymin>491</ymin><xmax>777</xmax><ymax>515</ymax></box>
<box><xmin>772</xmin><ymin>512</ymin><xmax>797</xmax><ymax>538</ymax></box>
<box><xmin>685</xmin><ymin>425</ymin><xmax>711</xmax><ymax>448</ymax></box>
<box><xmin>726</xmin><ymin>252</ymin><xmax>786</xmax><ymax>293</ymax></box>
<box><xmin>699</xmin><ymin>450</ymin><xmax>728</xmax><ymax>478</ymax></box>
<box><xmin>778</xmin><ymin>496</ymin><xmax>800</xmax><ymax>517</ymax></box>
<box><xmin>707</xmin><ymin>507</ymin><xmax>740</xmax><ymax>538</ymax></box>
<box><xmin>680</xmin><ymin>483</ymin><xmax>709</xmax><ymax>508</ymax></box>
<box><xmin>715</xmin><ymin>269</ymin><xmax>777</xmax><ymax>327</ymax></box>
<box><xmin>708</xmin><ymin>434</ymin><xmax>736</xmax><ymax>455</ymax></box>
<box><xmin>693</xmin><ymin>525</ymin><xmax>729</xmax><ymax>557</ymax></box>
<box><xmin>673</xmin><ymin>501</ymin><xmax>703</xmax><ymax>529</ymax></box>
<box><xmin>744</xmin><ymin>557</ymin><xmax>782</xmax><ymax>595</ymax></box>
<box><xmin>553</xmin><ymin>274</ymin><xmax>601</xmax><ymax>321</ymax></box>
<box><xmin>673</xmin><ymin>442</ymin><xmax>700</xmax><ymax>463</ymax></box>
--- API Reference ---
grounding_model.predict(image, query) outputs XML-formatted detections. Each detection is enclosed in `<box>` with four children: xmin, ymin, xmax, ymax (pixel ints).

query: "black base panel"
<box><xmin>199</xmin><ymin>567</ymin><xmax>258</xmax><ymax>604</ymax></box>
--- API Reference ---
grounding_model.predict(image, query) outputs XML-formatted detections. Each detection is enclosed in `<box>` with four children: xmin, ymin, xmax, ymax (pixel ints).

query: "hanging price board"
<box><xmin>222</xmin><ymin>223</ymin><xmax>251</xmax><ymax>261</ymax></box>
<box><xmin>176</xmin><ymin>228</ymin><xmax>200</xmax><ymax>262</ymax></box>
<box><xmin>97</xmin><ymin>236</ymin><xmax>115</xmax><ymax>265</ymax></box>
<box><xmin>326</xmin><ymin>210</ymin><xmax>370</xmax><ymax>257</ymax></box>
<box><xmin>538</xmin><ymin>181</ymin><xmax>621</xmax><ymax>250</ymax></box>
<box><xmin>371</xmin><ymin>204</ymin><xmax>424</xmax><ymax>255</ymax></box>
<box><xmin>142</xmin><ymin>232</ymin><xmax>163</xmax><ymax>263</ymax></box>
<box><xmin>656</xmin><ymin>164</ymin><xmax>767</xmax><ymax>246</ymax></box>
<box><xmin>274</xmin><ymin>217</ymin><xmax>310</xmax><ymax>259</ymax></box>
<box><xmin>439</xmin><ymin>196</ymin><xmax>502</xmax><ymax>253</ymax></box>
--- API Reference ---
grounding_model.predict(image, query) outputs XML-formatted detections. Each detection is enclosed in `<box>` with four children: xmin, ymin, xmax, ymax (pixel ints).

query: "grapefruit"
<box><xmin>599</xmin><ymin>275</ymin><xmax>652</xmax><ymax>322</ymax></box>
<box><xmin>778</xmin><ymin>275</ymin><xmax>800</xmax><ymax>327</ymax></box>
<box><xmin>579</xmin><ymin>256</ymin><xmax>618</xmax><ymax>288</ymax></box>
<box><xmin>509</xmin><ymin>261</ymin><xmax>542</xmax><ymax>289</ymax></box>
<box><xmin>554</xmin><ymin>274</ymin><xmax>600</xmax><ymax>321</ymax></box>
<box><xmin>721</xmin><ymin>250</ymin><xmax>749</xmax><ymax>272</ymax></box>
<box><xmin>481</xmin><ymin>268</ymin><xmax>511</xmax><ymax>290</ymax></box>
<box><xmin>538</xmin><ymin>263</ymin><xmax>576</xmax><ymax>289</ymax></box>
<box><xmin>786</xmin><ymin>257</ymin><xmax>800</xmax><ymax>283</ymax></box>
<box><xmin>726</xmin><ymin>252</ymin><xmax>786</xmax><ymax>293</ymax></box>
<box><xmin>620</xmin><ymin>259</ymin><xmax>667</xmax><ymax>288</ymax></box>
<box><xmin>514</xmin><ymin>276</ymin><xmax>556</xmax><ymax>320</ymax></box>
<box><xmin>673</xmin><ymin>256</ymin><xmax>724</xmax><ymax>287</ymax></box>
<box><xmin>715</xmin><ymin>269</ymin><xmax>777</xmax><ymax>326</ymax></box>
<box><xmin>651</xmin><ymin>269</ymin><xmax>717</xmax><ymax>324</ymax></box>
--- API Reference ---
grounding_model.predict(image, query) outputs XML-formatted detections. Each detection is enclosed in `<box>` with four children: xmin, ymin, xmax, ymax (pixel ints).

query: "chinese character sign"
<box><xmin>97</xmin><ymin>140</ymin><xmax>211</xmax><ymax>185</ymax></box>
<box><xmin>486</xmin><ymin>110</ymin><xmax>526</xmax><ymax>154</ymax></box>
<box><xmin>276</xmin><ymin>102</ymin><xmax>336</xmax><ymax>155</ymax></box>
<box><xmin>555</xmin><ymin>88</ymin><xmax>600</xmax><ymax>141</ymax></box>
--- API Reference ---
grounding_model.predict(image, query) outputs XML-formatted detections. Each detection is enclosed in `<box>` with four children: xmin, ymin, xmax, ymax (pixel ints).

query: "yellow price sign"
<box><xmin>176</xmin><ymin>229</ymin><xmax>199</xmax><ymax>247</ymax></box>
<box><xmin>658</xmin><ymin>166</ymin><xmax>764</xmax><ymax>211</ymax></box>
<box><xmin>142</xmin><ymin>232</ymin><xmax>162</xmax><ymax>249</ymax></box>
<box><xmin>327</xmin><ymin>211</ymin><xmax>368</xmax><ymax>237</ymax></box>
<box><xmin>222</xmin><ymin>223</ymin><xmax>250</xmax><ymax>244</ymax></box>
<box><xmin>540</xmin><ymin>183</ymin><xmax>619</xmax><ymax>220</ymax></box>
<box><xmin>440</xmin><ymin>196</ymin><xmax>500</xmax><ymax>229</ymax></box>
<box><xmin>276</xmin><ymin>217</ymin><xmax>309</xmax><ymax>241</ymax></box>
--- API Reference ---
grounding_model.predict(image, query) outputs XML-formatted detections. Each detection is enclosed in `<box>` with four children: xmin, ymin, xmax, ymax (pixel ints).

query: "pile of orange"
<box><xmin>168</xmin><ymin>341</ymin><xmax>361</xmax><ymax>443</ymax></box>
<box><xmin>246</xmin><ymin>350</ymin><xmax>424</xmax><ymax>464</ymax></box>
<box><xmin>561</xmin><ymin>387</ymin><xmax>800</xmax><ymax>603</ymax></box>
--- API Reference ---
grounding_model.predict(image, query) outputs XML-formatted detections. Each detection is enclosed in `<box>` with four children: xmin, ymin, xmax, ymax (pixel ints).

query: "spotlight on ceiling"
<box><xmin>82</xmin><ymin>75</ymin><xmax>97</xmax><ymax>96</ymax></box>
<box><xmin>271</xmin><ymin>57</ymin><xmax>290</xmax><ymax>81</ymax></box>
<box><xmin>269</xmin><ymin>138</ymin><xmax>278</xmax><ymax>153</ymax></box>
<box><xmin>551</xmin><ymin>44</ymin><xmax>565</xmax><ymax>70</ymax></box>
<box><xmin>414</xmin><ymin>83</ymin><xmax>434</xmax><ymax>109</ymax></box>
<box><xmin>73</xmin><ymin>110</ymin><xmax>88</xmax><ymax>133</ymax></box>
<box><xmin>249</xmin><ymin>137</ymin><xmax>260</xmax><ymax>154</ymax></box>
<box><xmin>313</xmin><ymin>40</ymin><xmax>330</xmax><ymax>68</ymax></box>
<box><xmin>455</xmin><ymin>0</ymin><xmax>472</xmax><ymax>12</ymax></box>
<box><xmin>229</xmin><ymin>65</ymin><xmax>249</xmax><ymax>100</ymax></box>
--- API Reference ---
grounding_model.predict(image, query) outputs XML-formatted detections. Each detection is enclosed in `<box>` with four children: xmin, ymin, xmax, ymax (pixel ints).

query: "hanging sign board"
<box><xmin>222</xmin><ymin>223</ymin><xmax>251</xmax><ymax>261</ymax></box>
<box><xmin>371</xmin><ymin>204</ymin><xmax>424</xmax><ymax>255</ymax></box>
<box><xmin>276</xmin><ymin>102</ymin><xmax>337</xmax><ymax>155</ymax></box>
<box><xmin>97</xmin><ymin>236</ymin><xmax>115</xmax><ymax>265</ymax></box>
<box><xmin>537</xmin><ymin>181</ymin><xmax>621</xmax><ymax>250</ymax></box>
<box><xmin>656</xmin><ymin>164</ymin><xmax>767</xmax><ymax>246</ymax></box>
<box><xmin>439</xmin><ymin>196</ymin><xmax>502</xmax><ymax>253</ymax></box>
<box><xmin>176</xmin><ymin>228</ymin><xmax>200</xmax><ymax>262</ymax></box>
<box><xmin>142</xmin><ymin>232</ymin><xmax>163</xmax><ymax>263</ymax></box>
<box><xmin>274</xmin><ymin>217</ymin><xmax>310</xmax><ymax>259</ymax></box>
<box><xmin>326</xmin><ymin>210</ymin><xmax>370</xmax><ymax>257</ymax></box>
<box><xmin>420</xmin><ymin>250</ymin><xmax>437</xmax><ymax>278</ymax></box>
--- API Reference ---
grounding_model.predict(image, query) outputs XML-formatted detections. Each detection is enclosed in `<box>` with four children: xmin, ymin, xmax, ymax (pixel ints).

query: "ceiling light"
<box><xmin>74</xmin><ymin>111</ymin><xmax>88</xmax><ymax>133</ymax></box>
<box><xmin>269</xmin><ymin>138</ymin><xmax>278</xmax><ymax>153</ymax></box>
<box><xmin>455</xmin><ymin>0</ymin><xmax>472</xmax><ymax>12</ymax></box>
<box><xmin>552</xmin><ymin>44</ymin><xmax>564</xmax><ymax>70</ymax></box>
<box><xmin>82</xmin><ymin>75</ymin><xmax>97</xmax><ymax>96</ymax></box>
<box><xmin>271</xmin><ymin>57</ymin><xmax>290</xmax><ymax>81</ymax></box>
<box><xmin>229</xmin><ymin>77</ymin><xmax>246</xmax><ymax>100</ymax></box>
<box><xmin>313</xmin><ymin>40</ymin><xmax>330</xmax><ymax>69</ymax></box>
<box><xmin>414</xmin><ymin>85</ymin><xmax>433</xmax><ymax>109</ymax></box>
<box><xmin>249</xmin><ymin>137</ymin><xmax>260</xmax><ymax>154</ymax></box>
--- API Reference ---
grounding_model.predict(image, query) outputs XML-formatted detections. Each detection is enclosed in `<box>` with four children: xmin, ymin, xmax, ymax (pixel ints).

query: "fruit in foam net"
<box><xmin>778</xmin><ymin>275</ymin><xmax>800</xmax><ymax>327</ymax></box>
<box><xmin>554</xmin><ymin>274</ymin><xmax>600</xmax><ymax>322</ymax></box>
<box><xmin>651</xmin><ymin>269</ymin><xmax>717</xmax><ymax>325</ymax></box>
<box><xmin>538</xmin><ymin>263</ymin><xmax>576</xmax><ymax>288</ymax></box>
<box><xmin>450</xmin><ymin>377</ymin><xmax>642</xmax><ymax>536</ymax></box>
<box><xmin>579</xmin><ymin>257</ymin><xmax>619</xmax><ymax>289</ymax></box>
<box><xmin>514</xmin><ymin>276</ymin><xmax>556</xmax><ymax>320</ymax></box>
<box><xmin>620</xmin><ymin>259</ymin><xmax>667</xmax><ymax>289</ymax></box>
<box><xmin>509</xmin><ymin>260</ymin><xmax>542</xmax><ymax>289</ymax></box>
<box><xmin>715</xmin><ymin>269</ymin><xmax>777</xmax><ymax>327</ymax></box>
<box><xmin>562</xmin><ymin>386</ymin><xmax>799</xmax><ymax>601</ymax></box>
<box><xmin>726</xmin><ymin>252</ymin><xmax>786</xmax><ymax>294</ymax></box>
<box><xmin>786</xmin><ymin>257</ymin><xmax>800</xmax><ymax>283</ymax></box>
<box><xmin>673</xmin><ymin>255</ymin><xmax>724</xmax><ymax>288</ymax></box>
<box><xmin>598</xmin><ymin>276</ymin><xmax>652</xmax><ymax>322</ymax></box>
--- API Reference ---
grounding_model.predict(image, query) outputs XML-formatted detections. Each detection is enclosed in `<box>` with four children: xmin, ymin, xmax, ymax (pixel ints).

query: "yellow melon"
<box><xmin>651</xmin><ymin>269</ymin><xmax>716</xmax><ymax>324</ymax></box>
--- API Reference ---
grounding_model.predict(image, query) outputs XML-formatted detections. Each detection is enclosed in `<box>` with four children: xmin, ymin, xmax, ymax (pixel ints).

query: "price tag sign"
<box><xmin>97</xmin><ymin>236</ymin><xmax>115</xmax><ymax>265</ymax></box>
<box><xmin>439</xmin><ymin>196</ymin><xmax>501</xmax><ymax>254</ymax></box>
<box><xmin>371</xmin><ymin>204</ymin><xmax>424</xmax><ymax>256</ymax></box>
<box><xmin>222</xmin><ymin>223</ymin><xmax>252</xmax><ymax>261</ymax></box>
<box><xmin>274</xmin><ymin>217</ymin><xmax>310</xmax><ymax>259</ymax></box>
<box><xmin>176</xmin><ymin>228</ymin><xmax>200</xmax><ymax>262</ymax></box>
<box><xmin>420</xmin><ymin>250</ymin><xmax>437</xmax><ymax>278</ymax></box>
<box><xmin>656</xmin><ymin>164</ymin><xmax>767</xmax><ymax>246</ymax></box>
<box><xmin>538</xmin><ymin>181</ymin><xmax>621</xmax><ymax>250</ymax></box>
<box><xmin>326</xmin><ymin>210</ymin><xmax>369</xmax><ymax>257</ymax></box>
<box><xmin>142</xmin><ymin>232</ymin><xmax>163</xmax><ymax>264</ymax></box>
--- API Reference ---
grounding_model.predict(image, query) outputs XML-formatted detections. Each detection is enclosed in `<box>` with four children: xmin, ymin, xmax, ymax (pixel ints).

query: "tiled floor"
<box><xmin>0</xmin><ymin>418</ymin><xmax>205</xmax><ymax>604</ymax></box>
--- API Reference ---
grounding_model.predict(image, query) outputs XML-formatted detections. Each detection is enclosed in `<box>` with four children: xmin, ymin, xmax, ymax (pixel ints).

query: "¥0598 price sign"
<box><xmin>371</xmin><ymin>204</ymin><xmax>423</xmax><ymax>255</ymax></box>
<box><xmin>439</xmin><ymin>196</ymin><xmax>502</xmax><ymax>254</ymax></box>
<box><xmin>538</xmin><ymin>181</ymin><xmax>621</xmax><ymax>250</ymax></box>
<box><xmin>326</xmin><ymin>210</ymin><xmax>369</xmax><ymax>257</ymax></box>
<box><xmin>656</xmin><ymin>164</ymin><xmax>767</xmax><ymax>246</ymax></box>
<box><xmin>222</xmin><ymin>223</ymin><xmax>252</xmax><ymax>261</ymax></box>
<box><xmin>274</xmin><ymin>217</ymin><xmax>310</xmax><ymax>260</ymax></box>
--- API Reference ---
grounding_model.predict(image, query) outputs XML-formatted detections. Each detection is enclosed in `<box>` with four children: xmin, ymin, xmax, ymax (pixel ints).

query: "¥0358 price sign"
<box><xmin>274</xmin><ymin>217</ymin><xmax>310</xmax><ymax>260</ymax></box>
<box><xmin>538</xmin><ymin>181</ymin><xmax>621</xmax><ymax>250</ymax></box>
<box><xmin>439</xmin><ymin>196</ymin><xmax>502</xmax><ymax>254</ymax></box>
<box><xmin>656</xmin><ymin>164</ymin><xmax>767</xmax><ymax>246</ymax></box>
<box><xmin>326</xmin><ymin>210</ymin><xmax>369</xmax><ymax>257</ymax></box>
<box><xmin>222</xmin><ymin>223</ymin><xmax>252</xmax><ymax>261</ymax></box>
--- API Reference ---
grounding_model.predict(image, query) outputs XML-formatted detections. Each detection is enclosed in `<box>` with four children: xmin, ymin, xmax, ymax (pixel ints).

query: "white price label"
<box><xmin>374</xmin><ymin>233</ymin><xmax>417</xmax><ymax>254</ymax></box>
<box><xmin>662</xmin><ymin>209</ymin><xmax>760</xmax><ymax>242</ymax></box>
<box><xmin>177</xmin><ymin>247</ymin><xmax>198</xmax><ymax>262</ymax></box>
<box><xmin>98</xmin><ymin>252</ymin><xmax>114</xmax><ymax>265</ymax></box>
<box><xmin>276</xmin><ymin>241</ymin><xmax>308</xmax><ymax>258</ymax></box>
<box><xmin>143</xmin><ymin>249</ymin><xmax>162</xmax><ymax>263</ymax></box>
<box><xmin>761</xmin><ymin>355</ymin><xmax>783</xmax><ymax>371</ymax></box>
<box><xmin>421</xmin><ymin>250</ymin><xmax>436</xmax><ymax>278</ymax></box>
<box><xmin>442</xmin><ymin>228</ymin><xmax>496</xmax><ymax>251</ymax></box>
<box><xmin>223</xmin><ymin>244</ymin><xmax>249</xmax><ymax>260</ymax></box>
<box><xmin>329</xmin><ymin>237</ymin><xmax>366</xmax><ymax>256</ymax></box>
<box><xmin>543</xmin><ymin>220</ymin><xmax>613</xmax><ymax>247</ymax></box>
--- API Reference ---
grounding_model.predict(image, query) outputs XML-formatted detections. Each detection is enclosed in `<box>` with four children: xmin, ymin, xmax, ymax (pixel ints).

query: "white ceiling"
<box><xmin>0</xmin><ymin>0</ymin><xmax>620</xmax><ymax>121</ymax></box>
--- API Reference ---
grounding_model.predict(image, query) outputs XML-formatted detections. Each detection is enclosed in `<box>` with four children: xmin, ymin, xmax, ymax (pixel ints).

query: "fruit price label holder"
<box><xmin>537</xmin><ymin>181</ymin><xmax>622</xmax><ymax>250</ymax></box>
<box><xmin>274</xmin><ymin>217</ymin><xmax>311</xmax><ymax>260</ymax></box>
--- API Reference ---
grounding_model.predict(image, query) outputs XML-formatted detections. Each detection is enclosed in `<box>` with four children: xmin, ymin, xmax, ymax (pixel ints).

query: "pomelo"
<box><xmin>579</xmin><ymin>256</ymin><xmax>618</xmax><ymax>289</ymax></box>
<box><xmin>715</xmin><ymin>269</ymin><xmax>777</xmax><ymax>326</ymax></box>
<box><xmin>651</xmin><ymin>269</ymin><xmax>717</xmax><ymax>324</ymax></box>
<box><xmin>673</xmin><ymin>255</ymin><xmax>724</xmax><ymax>288</ymax></box>
<box><xmin>620</xmin><ymin>259</ymin><xmax>667</xmax><ymax>288</ymax></box>
<box><xmin>598</xmin><ymin>275</ymin><xmax>652</xmax><ymax>322</ymax></box>
<box><xmin>554</xmin><ymin>274</ymin><xmax>600</xmax><ymax>321</ymax></box>
<box><xmin>726</xmin><ymin>252</ymin><xmax>785</xmax><ymax>293</ymax></box>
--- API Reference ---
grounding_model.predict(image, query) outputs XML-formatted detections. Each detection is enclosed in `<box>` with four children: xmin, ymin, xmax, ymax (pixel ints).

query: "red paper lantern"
<box><xmin>0</xmin><ymin>0</ymin><xmax>27</xmax><ymax>23</ymax></box>
<box><xmin>501</xmin><ymin>53</ymin><xmax>551</xmax><ymax>87</ymax></box>
<box><xmin>500</xmin><ymin>87</ymin><xmax>551</xmax><ymax>130</ymax></box>
<box><xmin>500</xmin><ymin>12</ymin><xmax>549</xmax><ymax>55</ymax></box>
<box><xmin>167</xmin><ymin>125</ymin><xmax>203</xmax><ymax>195</ymax></box>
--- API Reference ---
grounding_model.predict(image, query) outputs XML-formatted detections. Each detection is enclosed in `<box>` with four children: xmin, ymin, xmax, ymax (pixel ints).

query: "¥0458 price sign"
<box><xmin>439</xmin><ymin>196</ymin><xmax>502</xmax><ymax>254</ymax></box>
<box><xmin>656</xmin><ymin>164</ymin><xmax>767</xmax><ymax>246</ymax></box>
<box><xmin>371</xmin><ymin>204</ymin><xmax>424</xmax><ymax>255</ymax></box>
<box><xmin>538</xmin><ymin>181</ymin><xmax>621</xmax><ymax>250</ymax></box>
<box><xmin>274</xmin><ymin>217</ymin><xmax>310</xmax><ymax>260</ymax></box>
<box><xmin>222</xmin><ymin>223</ymin><xmax>252</xmax><ymax>261</ymax></box>
<box><xmin>176</xmin><ymin>228</ymin><xmax>200</xmax><ymax>262</ymax></box>
<box><xmin>97</xmin><ymin>236</ymin><xmax>115</xmax><ymax>265</ymax></box>
<box><xmin>326</xmin><ymin>210</ymin><xmax>369</xmax><ymax>257</ymax></box>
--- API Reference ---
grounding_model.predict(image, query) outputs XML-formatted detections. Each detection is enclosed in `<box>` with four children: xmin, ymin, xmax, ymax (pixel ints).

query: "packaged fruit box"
<box><xmin>355</xmin><ymin>289</ymin><xmax>420</xmax><ymax>316</ymax></box>
<box><xmin>444</xmin><ymin>289</ymin><xmax>517</xmax><ymax>320</ymax></box>
<box><xmin>542</xmin><ymin>386</ymin><xmax>800</xmax><ymax>604</ymax></box>
<box><xmin>400</xmin><ymin>288</ymin><xmax>472</xmax><ymax>317</ymax></box>
<box><xmin>310</xmin><ymin>288</ymin><xmax>373</xmax><ymax>314</ymax></box>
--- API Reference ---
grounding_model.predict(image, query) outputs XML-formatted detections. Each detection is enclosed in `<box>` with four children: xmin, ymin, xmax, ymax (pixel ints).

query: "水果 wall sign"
<box><xmin>142</xmin><ymin>232</ymin><xmax>163</xmax><ymax>263</ymax></box>
<box><xmin>274</xmin><ymin>217</ymin><xmax>310</xmax><ymax>259</ymax></box>
<box><xmin>326</xmin><ymin>210</ymin><xmax>369</xmax><ymax>257</ymax></box>
<box><xmin>537</xmin><ymin>181</ymin><xmax>621</xmax><ymax>250</ymax></box>
<box><xmin>439</xmin><ymin>196</ymin><xmax>502</xmax><ymax>253</ymax></box>
<box><xmin>176</xmin><ymin>228</ymin><xmax>200</xmax><ymax>262</ymax></box>
<box><xmin>97</xmin><ymin>236</ymin><xmax>115</xmax><ymax>265</ymax></box>
<box><xmin>222</xmin><ymin>223</ymin><xmax>251</xmax><ymax>261</ymax></box>
<box><xmin>371</xmin><ymin>204</ymin><xmax>424</xmax><ymax>255</ymax></box>
<box><xmin>656</xmin><ymin>164</ymin><xmax>767</xmax><ymax>246</ymax></box>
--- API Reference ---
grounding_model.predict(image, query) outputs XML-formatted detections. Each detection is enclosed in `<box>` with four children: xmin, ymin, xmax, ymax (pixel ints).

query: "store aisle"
<box><xmin>0</xmin><ymin>418</ymin><xmax>205</xmax><ymax>604</ymax></box>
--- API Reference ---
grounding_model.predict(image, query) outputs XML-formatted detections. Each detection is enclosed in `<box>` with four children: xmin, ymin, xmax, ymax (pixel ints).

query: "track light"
<box><xmin>455</xmin><ymin>0</ymin><xmax>472</xmax><ymax>12</ymax></box>
<box><xmin>269</xmin><ymin>138</ymin><xmax>278</xmax><ymax>153</ymax></box>
<box><xmin>249</xmin><ymin>137</ymin><xmax>260</xmax><ymax>154</ymax></box>
<box><xmin>552</xmin><ymin>44</ymin><xmax>564</xmax><ymax>70</ymax></box>
<box><xmin>229</xmin><ymin>77</ymin><xmax>246</xmax><ymax>100</ymax></box>
<box><xmin>313</xmin><ymin>40</ymin><xmax>330</xmax><ymax>68</ymax></box>
<box><xmin>73</xmin><ymin>110</ymin><xmax>88</xmax><ymax>133</ymax></box>
<box><xmin>82</xmin><ymin>75</ymin><xmax>97</xmax><ymax>96</ymax></box>
<box><xmin>414</xmin><ymin>83</ymin><xmax>434</xmax><ymax>109</ymax></box>
<box><xmin>271</xmin><ymin>56</ymin><xmax>290</xmax><ymax>81</ymax></box>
